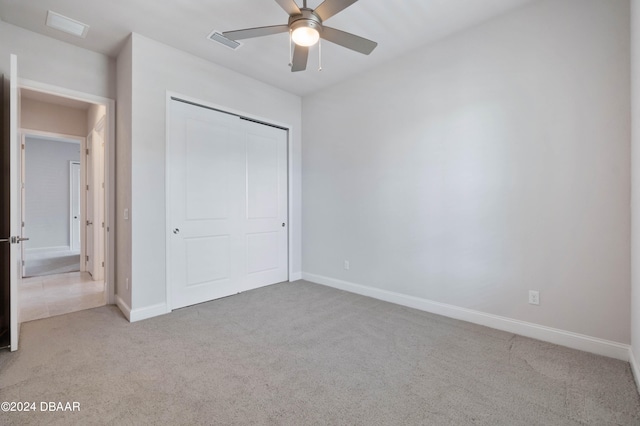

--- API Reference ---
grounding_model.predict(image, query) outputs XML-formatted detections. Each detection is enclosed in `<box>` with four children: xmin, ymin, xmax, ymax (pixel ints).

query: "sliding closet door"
<box><xmin>243</xmin><ymin>119</ymin><xmax>289</xmax><ymax>290</ymax></box>
<box><xmin>168</xmin><ymin>100</ymin><xmax>288</xmax><ymax>310</ymax></box>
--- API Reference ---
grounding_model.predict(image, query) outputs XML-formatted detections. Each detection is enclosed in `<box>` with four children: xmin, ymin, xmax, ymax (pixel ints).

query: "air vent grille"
<box><xmin>208</xmin><ymin>31</ymin><xmax>242</xmax><ymax>50</ymax></box>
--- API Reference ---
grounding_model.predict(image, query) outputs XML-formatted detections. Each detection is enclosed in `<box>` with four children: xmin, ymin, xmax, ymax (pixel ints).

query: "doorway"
<box><xmin>18</xmin><ymin>87</ymin><xmax>111</xmax><ymax>322</ymax></box>
<box><xmin>21</xmin><ymin>133</ymin><xmax>83</xmax><ymax>278</ymax></box>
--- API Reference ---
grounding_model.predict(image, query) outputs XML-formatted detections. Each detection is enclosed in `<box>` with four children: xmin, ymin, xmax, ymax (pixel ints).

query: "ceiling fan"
<box><xmin>222</xmin><ymin>0</ymin><xmax>378</xmax><ymax>72</ymax></box>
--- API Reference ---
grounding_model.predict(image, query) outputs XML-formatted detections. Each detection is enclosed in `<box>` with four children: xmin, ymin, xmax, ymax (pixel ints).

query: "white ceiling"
<box><xmin>0</xmin><ymin>0</ymin><xmax>535</xmax><ymax>96</ymax></box>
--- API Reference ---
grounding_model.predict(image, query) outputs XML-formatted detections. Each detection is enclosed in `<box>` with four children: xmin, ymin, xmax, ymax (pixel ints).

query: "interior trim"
<box><xmin>302</xmin><ymin>272</ymin><xmax>631</xmax><ymax>361</ymax></box>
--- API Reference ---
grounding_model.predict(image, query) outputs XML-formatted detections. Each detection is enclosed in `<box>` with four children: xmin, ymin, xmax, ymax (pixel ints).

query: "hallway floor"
<box><xmin>20</xmin><ymin>271</ymin><xmax>105</xmax><ymax>322</ymax></box>
<box><xmin>24</xmin><ymin>249</ymin><xmax>81</xmax><ymax>277</ymax></box>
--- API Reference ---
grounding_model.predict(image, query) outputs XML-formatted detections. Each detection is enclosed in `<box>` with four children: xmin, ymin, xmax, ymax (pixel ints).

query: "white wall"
<box><xmin>126</xmin><ymin>34</ymin><xmax>302</xmax><ymax>316</ymax></box>
<box><xmin>21</xmin><ymin>98</ymin><xmax>87</xmax><ymax>136</ymax></box>
<box><xmin>116</xmin><ymin>36</ymin><xmax>133</xmax><ymax>310</ymax></box>
<box><xmin>302</xmin><ymin>0</ymin><xmax>631</xmax><ymax>344</ymax></box>
<box><xmin>0</xmin><ymin>21</ymin><xmax>115</xmax><ymax>99</ymax></box>
<box><xmin>24</xmin><ymin>136</ymin><xmax>81</xmax><ymax>250</ymax></box>
<box><xmin>631</xmin><ymin>0</ymin><xmax>640</xmax><ymax>378</ymax></box>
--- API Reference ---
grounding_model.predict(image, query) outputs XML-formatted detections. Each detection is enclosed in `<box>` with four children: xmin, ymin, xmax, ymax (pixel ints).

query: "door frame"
<box><xmin>19</xmin><ymin>79</ymin><xmax>116</xmax><ymax>305</ymax></box>
<box><xmin>20</xmin><ymin>130</ymin><xmax>85</xmax><ymax>274</ymax></box>
<box><xmin>86</xmin><ymin>116</ymin><xmax>106</xmax><ymax>280</ymax></box>
<box><xmin>165</xmin><ymin>92</ymin><xmax>295</xmax><ymax>311</ymax></box>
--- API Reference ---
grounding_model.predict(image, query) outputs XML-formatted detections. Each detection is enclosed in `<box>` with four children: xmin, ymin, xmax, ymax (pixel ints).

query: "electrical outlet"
<box><xmin>528</xmin><ymin>290</ymin><xmax>540</xmax><ymax>305</ymax></box>
<box><xmin>344</xmin><ymin>260</ymin><xmax>350</xmax><ymax>270</ymax></box>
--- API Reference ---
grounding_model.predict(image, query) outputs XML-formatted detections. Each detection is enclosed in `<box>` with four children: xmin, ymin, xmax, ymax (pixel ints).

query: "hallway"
<box><xmin>20</xmin><ymin>271</ymin><xmax>105</xmax><ymax>322</ymax></box>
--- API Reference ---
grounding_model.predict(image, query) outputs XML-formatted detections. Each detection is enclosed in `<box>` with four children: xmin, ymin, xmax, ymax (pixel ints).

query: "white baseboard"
<box><xmin>302</xmin><ymin>273</ymin><xmax>630</xmax><ymax>361</ymax></box>
<box><xmin>129</xmin><ymin>302</ymin><xmax>170</xmax><ymax>323</ymax></box>
<box><xmin>630</xmin><ymin>349</ymin><xmax>640</xmax><ymax>392</ymax></box>
<box><xmin>25</xmin><ymin>246</ymin><xmax>71</xmax><ymax>254</ymax></box>
<box><xmin>289</xmin><ymin>272</ymin><xmax>303</xmax><ymax>281</ymax></box>
<box><xmin>115</xmin><ymin>295</ymin><xmax>131</xmax><ymax>321</ymax></box>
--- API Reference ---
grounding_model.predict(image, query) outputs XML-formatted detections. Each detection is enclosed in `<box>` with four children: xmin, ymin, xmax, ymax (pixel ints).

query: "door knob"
<box><xmin>282</xmin><ymin>223</ymin><xmax>286</xmax><ymax>227</ymax></box>
<box><xmin>8</xmin><ymin>236</ymin><xmax>29</xmax><ymax>244</ymax></box>
<box><xmin>173</xmin><ymin>228</ymin><xmax>180</xmax><ymax>234</ymax></box>
<box><xmin>87</xmin><ymin>220</ymin><xmax>93</xmax><ymax>226</ymax></box>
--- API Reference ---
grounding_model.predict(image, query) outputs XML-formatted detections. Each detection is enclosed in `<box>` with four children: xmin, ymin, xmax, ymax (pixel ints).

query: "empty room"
<box><xmin>1</xmin><ymin>0</ymin><xmax>640</xmax><ymax>424</ymax></box>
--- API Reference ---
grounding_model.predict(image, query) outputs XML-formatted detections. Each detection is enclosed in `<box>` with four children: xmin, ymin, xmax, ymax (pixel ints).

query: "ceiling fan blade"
<box><xmin>291</xmin><ymin>44</ymin><xmax>309</xmax><ymax>72</ymax></box>
<box><xmin>275</xmin><ymin>0</ymin><xmax>301</xmax><ymax>15</ymax></box>
<box><xmin>321</xmin><ymin>27</ymin><xmax>377</xmax><ymax>55</ymax></box>
<box><xmin>314</xmin><ymin>0</ymin><xmax>358</xmax><ymax>21</ymax></box>
<box><xmin>223</xmin><ymin>25</ymin><xmax>289</xmax><ymax>41</ymax></box>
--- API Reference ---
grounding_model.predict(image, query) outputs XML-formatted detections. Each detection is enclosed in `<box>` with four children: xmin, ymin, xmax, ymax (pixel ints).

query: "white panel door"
<box><xmin>169</xmin><ymin>100</ymin><xmax>288</xmax><ymax>309</ymax></box>
<box><xmin>90</xmin><ymin>129</ymin><xmax>105</xmax><ymax>280</ymax></box>
<box><xmin>243</xmin><ymin>119</ymin><xmax>288</xmax><ymax>291</ymax></box>
<box><xmin>70</xmin><ymin>162</ymin><xmax>81</xmax><ymax>251</ymax></box>
<box><xmin>8</xmin><ymin>54</ymin><xmax>22</xmax><ymax>351</ymax></box>
<box><xmin>85</xmin><ymin>133</ymin><xmax>94</xmax><ymax>276</ymax></box>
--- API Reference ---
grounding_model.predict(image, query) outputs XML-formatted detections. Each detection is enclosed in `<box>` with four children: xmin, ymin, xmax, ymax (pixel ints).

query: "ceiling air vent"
<box><xmin>46</xmin><ymin>10</ymin><xmax>90</xmax><ymax>38</ymax></box>
<box><xmin>207</xmin><ymin>30</ymin><xmax>242</xmax><ymax>50</ymax></box>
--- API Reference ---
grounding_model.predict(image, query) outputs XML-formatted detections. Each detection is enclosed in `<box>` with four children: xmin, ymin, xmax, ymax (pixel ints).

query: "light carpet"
<box><xmin>0</xmin><ymin>280</ymin><xmax>639</xmax><ymax>425</ymax></box>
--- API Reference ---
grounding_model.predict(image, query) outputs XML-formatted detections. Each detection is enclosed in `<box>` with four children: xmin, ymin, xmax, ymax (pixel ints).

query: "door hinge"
<box><xmin>102</xmin><ymin>222</ymin><xmax>105</xmax><ymax>228</ymax></box>
<box><xmin>86</xmin><ymin>184</ymin><xmax>89</xmax><ymax>191</ymax></box>
<box><xmin>21</xmin><ymin>221</ymin><xmax>24</xmax><ymax>227</ymax></box>
<box><xmin>86</xmin><ymin>255</ymin><xmax>89</xmax><ymax>262</ymax></box>
<box><xmin>86</xmin><ymin>148</ymin><xmax>89</xmax><ymax>155</ymax></box>
<box><xmin>101</xmin><ymin>261</ymin><xmax>104</xmax><ymax>267</ymax></box>
<box><xmin>22</xmin><ymin>260</ymin><xmax>25</xmax><ymax>266</ymax></box>
<box><xmin>21</xmin><ymin>143</ymin><xmax>25</xmax><ymax>150</ymax></box>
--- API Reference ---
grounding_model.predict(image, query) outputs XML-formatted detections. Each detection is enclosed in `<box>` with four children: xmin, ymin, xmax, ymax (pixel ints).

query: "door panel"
<box><xmin>85</xmin><ymin>133</ymin><xmax>94</xmax><ymax>276</ymax></box>
<box><xmin>169</xmin><ymin>100</ymin><xmax>288</xmax><ymax>309</ymax></box>
<box><xmin>70</xmin><ymin>162</ymin><xmax>81</xmax><ymax>251</ymax></box>
<box><xmin>186</xmin><ymin>236</ymin><xmax>231</xmax><ymax>286</ymax></box>
<box><xmin>246</xmin><ymin>133</ymin><xmax>279</xmax><ymax>219</ymax></box>
<box><xmin>247</xmin><ymin>232</ymin><xmax>279</xmax><ymax>274</ymax></box>
<box><xmin>242</xmin><ymin>119</ymin><xmax>288</xmax><ymax>291</ymax></box>
<box><xmin>0</xmin><ymin>73</ymin><xmax>9</xmax><ymax>347</ymax></box>
<box><xmin>8</xmin><ymin>55</ymin><xmax>21</xmax><ymax>351</ymax></box>
<box><xmin>185</xmin><ymin>119</ymin><xmax>234</xmax><ymax>221</ymax></box>
<box><xmin>91</xmin><ymin>129</ymin><xmax>105</xmax><ymax>281</ymax></box>
<box><xmin>170</xmin><ymin>101</ymin><xmax>244</xmax><ymax>309</ymax></box>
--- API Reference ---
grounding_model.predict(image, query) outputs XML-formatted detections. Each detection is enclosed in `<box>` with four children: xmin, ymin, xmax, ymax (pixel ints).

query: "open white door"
<box><xmin>85</xmin><ymin>132</ymin><xmax>94</xmax><ymax>276</ymax></box>
<box><xmin>70</xmin><ymin>161</ymin><xmax>81</xmax><ymax>251</ymax></box>
<box><xmin>84</xmin><ymin>129</ymin><xmax>105</xmax><ymax>280</ymax></box>
<box><xmin>9</xmin><ymin>54</ymin><xmax>23</xmax><ymax>351</ymax></box>
<box><xmin>92</xmin><ymin>127</ymin><xmax>105</xmax><ymax>280</ymax></box>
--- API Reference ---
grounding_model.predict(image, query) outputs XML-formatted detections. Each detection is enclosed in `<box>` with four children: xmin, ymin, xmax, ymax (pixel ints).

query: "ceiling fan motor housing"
<box><xmin>288</xmin><ymin>9</ymin><xmax>323</xmax><ymax>34</ymax></box>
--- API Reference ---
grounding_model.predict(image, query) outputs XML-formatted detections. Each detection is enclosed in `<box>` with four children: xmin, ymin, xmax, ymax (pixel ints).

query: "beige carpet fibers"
<box><xmin>1</xmin><ymin>280</ymin><xmax>639</xmax><ymax>425</ymax></box>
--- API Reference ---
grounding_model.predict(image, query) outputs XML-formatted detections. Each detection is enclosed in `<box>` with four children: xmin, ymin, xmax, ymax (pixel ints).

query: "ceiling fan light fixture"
<box><xmin>291</xmin><ymin>23</ymin><xmax>320</xmax><ymax>47</ymax></box>
<box><xmin>222</xmin><ymin>0</ymin><xmax>378</xmax><ymax>72</ymax></box>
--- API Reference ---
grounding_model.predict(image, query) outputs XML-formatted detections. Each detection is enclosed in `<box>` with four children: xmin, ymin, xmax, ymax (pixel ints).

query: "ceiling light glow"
<box><xmin>292</xmin><ymin>26</ymin><xmax>319</xmax><ymax>47</ymax></box>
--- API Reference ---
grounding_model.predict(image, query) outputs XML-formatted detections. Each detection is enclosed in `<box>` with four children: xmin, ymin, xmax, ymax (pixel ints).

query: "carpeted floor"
<box><xmin>1</xmin><ymin>280</ymin><xmax>639</xmax><ymax>425</ymax></box>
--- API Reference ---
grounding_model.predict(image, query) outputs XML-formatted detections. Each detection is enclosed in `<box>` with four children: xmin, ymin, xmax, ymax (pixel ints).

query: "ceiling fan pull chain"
<box><xmin>288</xmin><ymin>29</ymin><xmax>293</xmax><ymax>67</ymax></box>
<box><xmin>319</xmin><ymin>39</ymin><xmax>323</xmax><ymax>71</ymax></box>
